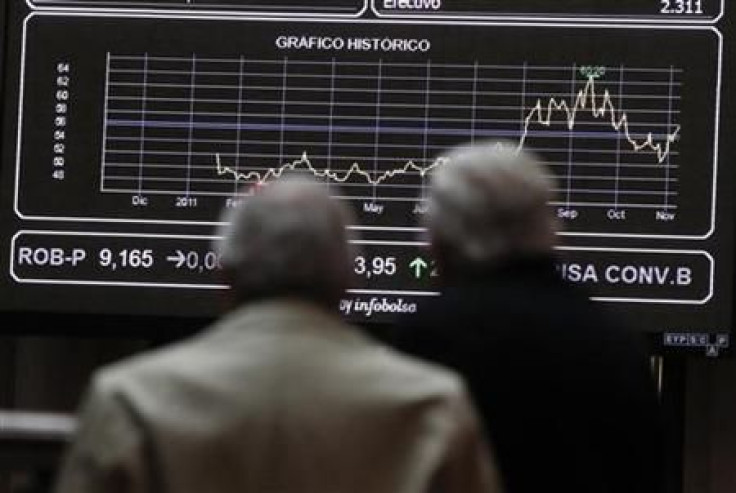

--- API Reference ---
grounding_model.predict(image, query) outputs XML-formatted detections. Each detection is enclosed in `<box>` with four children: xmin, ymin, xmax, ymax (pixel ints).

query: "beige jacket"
<box><xmin>55</xmin><ymin>300</ymin><xmax>502</xmax><ymax>493</ymax></box>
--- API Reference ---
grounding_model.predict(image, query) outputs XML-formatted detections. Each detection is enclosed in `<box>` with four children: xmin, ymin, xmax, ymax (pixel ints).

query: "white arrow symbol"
<box><xmin>166</xmin><ymin>250</ymin><xmax>186</xmax><ymax>269</ymax></box>
<box><xmin>409</xmin><ymin>257</ymin><xmax>428</xmax><ymax>279</ymax></box>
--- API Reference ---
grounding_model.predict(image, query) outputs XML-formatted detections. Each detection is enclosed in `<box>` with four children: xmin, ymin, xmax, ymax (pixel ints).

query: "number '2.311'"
<box><xmin>661</xmin><ymin>0</ymin><xmax>704</xmax><ymax>14</ymax></box>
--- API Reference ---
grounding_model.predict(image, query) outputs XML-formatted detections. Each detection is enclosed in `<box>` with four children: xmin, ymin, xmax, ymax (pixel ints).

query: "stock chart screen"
<box><xmin>0</xmin><ymin>0</ymin><xmax>733</xmax><ymax>341</ymax></box>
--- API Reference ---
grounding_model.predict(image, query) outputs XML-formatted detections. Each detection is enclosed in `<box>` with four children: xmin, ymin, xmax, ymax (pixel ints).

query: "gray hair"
<box><xmin>427</xmin><ymin>141</ymin><xmax>558</xmax><ymax>268</ymax></box>
<box><xmin>216</xmin><ymin>177</ymin><xmax>354</xmax><ymax>307</ymax></box>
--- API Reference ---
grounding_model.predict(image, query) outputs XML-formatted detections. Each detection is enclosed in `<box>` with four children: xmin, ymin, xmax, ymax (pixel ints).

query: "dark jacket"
<box><xmin>388</xmin><ymin>255</ymin><xmax>664</xmax><ymax>493</ymax></box>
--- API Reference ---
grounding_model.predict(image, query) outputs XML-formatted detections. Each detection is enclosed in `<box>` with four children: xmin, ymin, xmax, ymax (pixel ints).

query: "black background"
<box><xmin>0</xmin><ymin>0</ymin><xmax>733</xmax><ymax>339</ymax></box>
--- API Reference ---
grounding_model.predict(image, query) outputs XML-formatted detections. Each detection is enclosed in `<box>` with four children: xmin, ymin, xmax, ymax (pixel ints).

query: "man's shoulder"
<box><xmin>93</xmin><ymin>303</ymin><xmax>467</xmax><ymax>406</ymax></box>
<box><xmin>357</xmin><ymin>335</ymin><xmax>470</xmax><ymax>406</ymax></box>
<box><xmin>93</xmin><ymin>300</ymin><xmax>335</xmax><ymax>381</ymax></box>
<box><xmin>91</xmin><ymin>333</ymin><xmax>208</xmax><ymax>399</ymax></box>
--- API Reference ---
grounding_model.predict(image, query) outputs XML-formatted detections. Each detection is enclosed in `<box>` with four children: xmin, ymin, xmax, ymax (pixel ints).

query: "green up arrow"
<box><xmin>409</xmin><ymin>257</ymin><xmax>429</xmax><ymax>279</ymax></box>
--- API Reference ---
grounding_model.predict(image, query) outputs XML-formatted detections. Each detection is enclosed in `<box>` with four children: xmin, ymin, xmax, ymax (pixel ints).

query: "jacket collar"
<box><xmin>208</xmin><ymin>297</ymin><xmax>365</xmax><ymax>343</ymax></box>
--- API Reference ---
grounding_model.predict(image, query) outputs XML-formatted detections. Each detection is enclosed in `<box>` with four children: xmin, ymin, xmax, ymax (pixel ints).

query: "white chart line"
<box><xmin>109</xmin><ymin>55</ymin><xmax>685</xmax><ymax>72</ymax></box>
<box><xmin>108</xmin><ymin>69</ymin><xmax>685</xmax><ymax>86</ymax></box>
<box><xmin>99</xmin><ymin>52</ymin><xmax>112</xmax><ymax>193</ymax></box>
<box><xmin>108</xmin><ymin>81</ymin><xmax>679</xmax><ymax>99</ymax></box>
<box><xmin>136</xmin><ymin>52</ymin><xmax>149</xmax><ymax>196</ymax></box>
<box><xmin>372</xmin><ymin>59</ymin><xmax>383</xmax><ymax>201</ymax></box>
<box><xmin>102</xmin><ymin>55</ymin><xmax>682</xmax><ymax>210</ymax></box>
<box><xmin>98</xmin><ymin>187</ymin><xmax>681</xmax><ymax>210</ymax></box>
<box><xmin>103</xmin><ymin>109</ymin><xmax>683</xmax><ymax>126</ymax></box>
<box><xmin>664</xmin><ymin>65</ymin><xmax>676</xmax><ymax>210</ymax></box>
<box><xmin>107</xmin><ymin>96</ymin><xmax>682</xmax><ymax>113</ymax></box>
<box><xmin>614</xmin><ymin>65</ymin><xmax>625</xmax><ymax>209</ymax></box>
<box><xmin>104</xmin><ymin>148</ymin><xmax>679</xmax><ymax>158</ymax></box>
<box><xmin>326</xmin><ymin>58</ymin><xmax>337</xmax><ymax>196</ymax></box>
<box><xmin>184</xmin><ymin>54</ymin><xmax>196</xmax><ymax>196</ymax></box>
<box><xmin>565</xmin><ymin>64</ymin><xmax>577</xmax><ymax>208</ymax></box>
<box><xmin>104</xmin><ymin>165</ymin><xmax>680</xmax><ymax>182</ymax></box>
<box><xmin>233</xmin><ymin>55</ymin><xmax>245</xmax><ymax>196</ymax></box>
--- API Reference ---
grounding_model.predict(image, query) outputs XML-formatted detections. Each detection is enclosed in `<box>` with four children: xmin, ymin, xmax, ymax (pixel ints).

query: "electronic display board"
<box><xmin>373</xmin><ymin>0</ymin><xmax>724</xmax><ymax>23</ymax></box>
<box><xmin>0</xmin><ymin>0</ymin><xmax>733</xmax><ymax>343</ymax></box>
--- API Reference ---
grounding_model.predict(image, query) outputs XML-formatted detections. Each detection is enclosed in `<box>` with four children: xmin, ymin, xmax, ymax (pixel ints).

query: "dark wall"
<box><xmin>683</xmin><ymin>359</ymin><xmax>736</xmax><ymax>493</ymax></box>
<box><xmin>0</xmin><ymin>337</ymin><xmax>146</xmax><ymax>412</ymax></box>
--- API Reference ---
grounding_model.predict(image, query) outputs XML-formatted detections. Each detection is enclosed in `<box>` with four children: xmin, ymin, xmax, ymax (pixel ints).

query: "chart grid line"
<box><xmin>614</xmin><ymin>65</ymin><xmax>625</xmax><ymax>209</ymax></box>
<box><xmin>136</xmin><ymin>53</ymin><xmax>148</xmax><ymax>196</ymax></box>
<box><xmin>664</xmin><ymin>65</ymin><xmax>676</xmax><ymax>210</ymax></box>
<box><xmin>184</xmin><ymin>54</ymin><xmax>196</xmax><ymax>197</ymax></box>
<box><xmin>100</xmin><ymin>54</ymin><xmax>683</xmax><ymax>214</ymax></box>
<box><xmin>99</xmin><ymin>52</ymin><xmax>112</xmax><ymax>193</ymax></box>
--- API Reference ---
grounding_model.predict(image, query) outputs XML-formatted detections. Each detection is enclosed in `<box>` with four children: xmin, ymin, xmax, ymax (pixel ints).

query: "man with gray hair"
<box><xmin>389</xmin><ymin>142</ymin><xmax>664</xmax><ymax>493</ymax></box>
<box><xmin>55</xmin><ymin>177</ymin><xmax>502</xmax><ymax>493</ymax></box>
<box><xmin>427</xmin><ymin>142</ymin><xmax>557</xmax><ymax>272</ymax></box>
